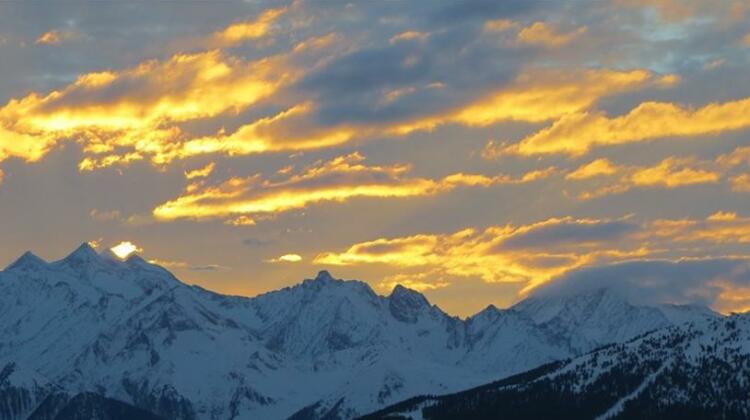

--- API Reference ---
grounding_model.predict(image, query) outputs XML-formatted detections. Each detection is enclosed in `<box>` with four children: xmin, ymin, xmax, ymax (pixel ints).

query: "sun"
<box><xmin>110</xmin><ymin>241</ymin><xmax>142</xmax><ymax>259</ymax></box>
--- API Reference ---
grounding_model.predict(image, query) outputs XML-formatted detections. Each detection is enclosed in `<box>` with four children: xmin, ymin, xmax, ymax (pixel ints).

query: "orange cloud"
<box><xmin>376</xmin><ymin>271</ymin><xmax>450</xmax><ymax>293</ymax></box>
<box><xmin>483</xmin><ymin>19</ymin><xmax>519</xmax><ymax>33</ymax></box>
<box><xmin>717</xmin><ymin>146</ymin><xmax>750</xmax><ymax>167</ymax></box>
<box><xmin>516</xmin><ymin>22</ymin><xmax>587</xmax><ymax>47</ymax></box>
<box><xmin>181</xmin><ymin>68</ymin><xmax>664</xmax><ymax>158</ymax></box>
<box><xmin>650</xmin><ymin>211</ymin><xmax>750</xmax><ymax>244</ymax></box>
<box><xmin>315</xmin><ymin>212</ymin><xmax>750</xmax><ymax>294</ymax></box>
<box><xmin>566</xmin><ymin>158</ymin><xmax>620</xmax><ymax>180</ymax></box>
<box><xmin>503</xmin><ymin>97</ymin><xmax>750</xmax><ymax>157</ymax></box>
<box><xmin>211</xmin><ymin>7</ymin><xmax>287</xmax><ymax>47</ymax></box>
<box><xmin>185</xmin><ymin>162</ymin><xmax>216</xmax><ymax>180</ymax></box>
<box><xmin>573</xmin><ymin>157</ymin><xmax>720</xmax><ymax>199</ymax></box>
<box><xmin>0</xmin><ymin>53</ymin><xmax>671</xmax><ymax>171</ymax></box>
<box><xmin>712</xmin><ymin>280</ymin><xmax>750</xmax><ymax>314</ymax></box>
<box><xmin>0</xmin><ymin>124</ymin><xmax>58</xmax><ymax>163</ymax></box>
<box><xmin>315</xmin><ymin>216</ymin><xmax>652</xmax><ymax>293</ymax></box>
<box><xmin>0</xmin><ymin>42</ymin><xmax>316</xmax><ymax>170</ymax></box>
<box><xmin>35</xmin><ymin>30</ymin><xmax>76</xmax><ymax>45</ymax></box>
<box><xmin>181</xmin><ymin>67</ymin><xmax>664</xmax><ymax>156</ymax></box>
<box><xmin>439</xmin><ymin>68</ymin><xmax>667</xmax><ymax>128</ymax></box>
<box><xmin>266</xmin><ymin>254</ymin><xmax>302</xmax><ymax>263</ymax></box>
<box><xmin>174</xmin><ymin>103</ymin><xmax>357</xmax><ymax>158</ymax></box>
<box><xmin>1</xmin><ymin>25</ymin><xmax>686</xmax><ymax>197</ymax></box>
<box><xmin>729</xmin><ymin>174</ymin><xmax>750</xmax><ymax>192</ymax></box>
<box><xmin>389</xmin><ymin>31</ymin><xmax>429</xmax><ymax>44</ymax></box>
<box><xmin>152</xmin><ymin>152</ymin><xmax>554</xmax><ymax>224</ymax></box>
<box><xmin>629</xmin><ymin>157</ymin><xmax>720</xmax><ymax>187</ymax></box>
<box><xmin>17</xmin><ymin>50</ymin><xmax>283</xmax><ymax>135</ymax></box>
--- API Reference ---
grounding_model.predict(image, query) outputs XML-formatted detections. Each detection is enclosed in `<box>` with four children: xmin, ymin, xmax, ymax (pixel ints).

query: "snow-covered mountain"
<box><xmin>364</xmin><ymin>313</ymin><xmax>750</xmax><ymax>419</ymax></box>
<box><xmin>0</xmin><ymin>244</ymin><xmax>719</xmax><ymax>420</ymax></box>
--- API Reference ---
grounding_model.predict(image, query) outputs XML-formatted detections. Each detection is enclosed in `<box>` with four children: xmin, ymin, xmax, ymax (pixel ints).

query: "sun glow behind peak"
<box><xmin>110</xmin><ymin>241</ymin><xmax>142</xmax><ymax>259</ymax></box>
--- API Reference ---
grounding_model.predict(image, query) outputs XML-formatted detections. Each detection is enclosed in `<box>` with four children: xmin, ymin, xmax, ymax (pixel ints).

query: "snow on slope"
<box><xmin>367</xmin><ymin>314</ymin><xmax>750</xmax><ymax>419</ymax></box>
<box><xmin>511</xmin><ymin>288</ymin><xmax>709</xmax><ymax>353</ymax></box>
<box><xmin>0</xmin><ymin>245</ymin><xmax>719</xmax><ymax>420</ymax></box>
<box><xmin>0</xmin><ymin>362</ymin><xmax>59</xmax><ymax>420</ymax></box>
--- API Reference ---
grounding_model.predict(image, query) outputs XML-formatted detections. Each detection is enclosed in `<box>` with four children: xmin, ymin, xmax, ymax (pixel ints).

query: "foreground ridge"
<box><xmin>362</xmin><ymin>314</ymin><xmax>750</xmax><ymax>420</ymax></box>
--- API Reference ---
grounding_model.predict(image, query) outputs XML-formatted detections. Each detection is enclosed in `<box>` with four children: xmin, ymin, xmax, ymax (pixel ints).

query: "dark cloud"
<box><xmin>428</xmin><ymin>0</ymin><xmax>539</xmax><ymax>25</ymax></box>
<box><xmin>498</xmin><ymin>219</ymin><xmax>639</xmax><ymax>250</ymax></box>
<box><xmin>298</xmin><ymin>27</ymin><xmax>529</xmax><ymax>126</ymax></box>
<box><xmin>242</xmin><ymin>238</ymin><xmax>274</xmax><ymax>247</ymax></box>
<box><xmin>532</xmin><ymin>258</ymin><xmax>750</xmax><ymax>308</ymax></box>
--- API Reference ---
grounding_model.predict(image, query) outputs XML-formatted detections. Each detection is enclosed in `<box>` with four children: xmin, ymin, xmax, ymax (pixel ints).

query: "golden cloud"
<box><xmin>376</xmin><ymin>271</ymin><xmax>451</xmax><ymax>293</ymax></box>
<box><xmin>429</xmin><ymin>68</ymin><xmax>669</xmax><ymax>129</ymax></box>
<box><xmin>0</xmin><ymin>12</ymin><xmax>350</xmax><ymax>171</ymax></box>
<box><xmin>0</xmin><ymin>124</ymin><xmax>58</xmax><ymax>163</ymax></box>
<box><xmin>266</xmin><ymin>254</ymin><xmax>302</xmax><ymax>263</ymax></box>
<box><xmin>567</xmin><ymin>147</ymin><xmax>750</xmax><ymax>199</ymax></box>
<box><xmin>0</xmin><ymin>51</ymin><xmax>671</xmax><ymax>172</ymax></box>
<box><xmin>315</xmin><ymin>216</ymin><xmax>652</xmax><ymax>293</ymax></box>
<box><xmin>164</xmin><ymin>67</ymin><xmax>668</xmax><ymax>161</ymax></box>
<box><xmin>566</xmin><ymin>158</ymin><xmax>620</xmax><ymax>180</ymax></box>
<box><xmin>629</xmin><ymin>157</ymin><xmax>720</xmax><ymax>187</ymax></box>
<box><xmin>483</xmin><ymin>19</ymin><xmax>519</xmax><ymax>33</ymax></box>
<box><xmin>211</xmin><ymin>7</ymin><xmax>287</xmax><ymax>47</ymax></box>
<box><xmin>315</xmin><ymin>212</ymin><xmax>750</xmax><ymax>294</ymax></box>
<box><xmin>35</xmin><ymin>30</ymin><xmax>76</xmax><ymax>45</ymax></box>
<box><xmin>185</xmin><ymin>162</ymin><xmax>216</xmax><ymax>180</ymax></box>
<box><xmin>0</xmin><ymin>49</ymin><xmax>297</xmax><ymax>169</ymax></box>
<box><xmin>573</xmin><ymin>157</ymin><xmax>720</xmax><ymax>199</ymax></box>
<box><xmin>713</xmin><ymin>280</ymin><xmax>750</xmax><ymax>314</ymax></box>
<box><xmin>503</xmin><ymin>97</ymin><xmax>750</xmax><ymax>157</ymax></box>
<box><xmin>516</xmin><ymin>22</ymin><xmax>587</xmax><ymax>47</ymax></box>
<box><xmin>389</xmin><ymin>31</ymin><xmax>429</xmax><ymax>44</ymax></box>
<box><xmin>729</xmin><ymin>174</ymin><xmax>750</xmax><ymax>192</ymax></box>
<box><xmin>717</xmin><ymin>146</ymin><xmax>750</xmax><ymax>167</ymax></box>
<box><xmin>152</xmin><ymin>152</ymin><xmax>554</xmax><ymax>224</ymax></box>
<box><xmin>173</xmin><ymin>103</ymin><xmax>358</xmax><ymax>158</ymax></box>
<box><xmin>650</xmin><ymin>211</ymin><xmax>750</xmax><ymax>244</ymax></box>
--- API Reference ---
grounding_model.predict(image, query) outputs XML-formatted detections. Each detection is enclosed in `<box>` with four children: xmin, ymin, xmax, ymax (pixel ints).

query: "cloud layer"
<box><xmin>1</xmin><ymin>0</ymin><xmax>749</xmax><ymax>316</ymax></box>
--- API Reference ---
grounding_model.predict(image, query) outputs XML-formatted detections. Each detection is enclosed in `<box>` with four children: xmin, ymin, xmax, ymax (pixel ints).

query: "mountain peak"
<box><xmin>479</xmin><ymin>303</ymin><xmax>500</xmax><ymax>315</ymax></box>
<box><xmin>125</xmin><ymin>254</ymin><xmax>147</xmax><ymax>265</ymax></box>
<box><xmin>57</xmin><ymin>242</ymin><xmax>109</xmax><ymax>269</ymax></box>
<box><xmin>298</xmin><ymin>270</ymin><xmax>347</xmax><ymax>292</ymax></box>
<box><xmin>390</xmin><ymin>284</ymin><xmax>429</xmax><ymax>301</ymax></box>
<box><xmin>5</xmin><ymin>251</ymin><xmax>47</xmax><ymax>271</ymax></box>
<box><xmin>468</xmin><ymin>304</ymin><xmax>504</xmax><ymax>325</ymax></box>
<box><xmin>388</xmin><ymin>284</ymin><xmax>430</xmax><ymax>323</ymax></box>
<box><xmin>315</xmin><ymin>270</ymin><xmax>335</xmax><ymax>282</ymax></box>
<box><xmin>68</xmin><ymin>242</ymin><xmax>99</xmax><ymax>259</ymax></box>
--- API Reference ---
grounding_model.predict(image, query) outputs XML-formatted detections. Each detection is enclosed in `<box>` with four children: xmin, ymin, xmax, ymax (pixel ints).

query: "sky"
<box><xmin>1</xmin><ymin>0</ymin><xmax>750</xmax><ymax>316</ymax></box>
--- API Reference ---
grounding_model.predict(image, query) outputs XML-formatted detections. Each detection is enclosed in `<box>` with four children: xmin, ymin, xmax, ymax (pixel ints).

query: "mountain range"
<box><xmin>0</xmin><ymin>244</ymin><xmax>729</xmax><ymax>420</ymax></box>
<box><xmin>364</xmin><ymin>312</ymin><xmax>750</xmax><ymax>419</ymax></box>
